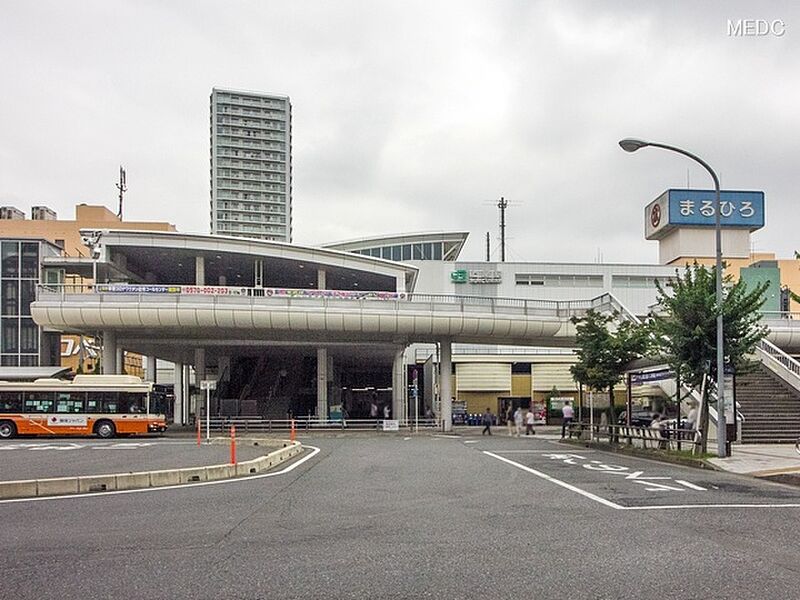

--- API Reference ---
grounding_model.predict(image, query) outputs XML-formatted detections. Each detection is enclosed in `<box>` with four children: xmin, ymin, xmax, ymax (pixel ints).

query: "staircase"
<box><xmin>737</xmin><ymin>364</ymin><xmax>800</xmax><ymax>443</ymax></box>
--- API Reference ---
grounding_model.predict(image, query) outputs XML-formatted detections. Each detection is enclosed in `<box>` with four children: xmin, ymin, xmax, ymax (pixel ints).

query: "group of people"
<box><xmin>478</xmin><ymin>401</ymin><xmax>574</xmax><ymax>437</ymax></box>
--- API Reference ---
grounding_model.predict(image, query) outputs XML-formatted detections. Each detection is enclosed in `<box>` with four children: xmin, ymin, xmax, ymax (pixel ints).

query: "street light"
<box><xmin>619</xmin><ymin>138</ymin><xmax>727</xmax><ymax>458</ymax></box>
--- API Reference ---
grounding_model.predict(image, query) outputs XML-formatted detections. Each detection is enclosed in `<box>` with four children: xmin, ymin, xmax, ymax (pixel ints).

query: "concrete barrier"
<box><xmin>78</xmin><ymin>474</ymin><xmax>118</xmax><ymax>494</ymax></box>
<box><xmin>0</xmin><ymin>439</ymin><xmax>303</xmax><ymax>500</ymax></box>
<box><xmin>37</xmin><ymin>477</ymin><xmax>79</xmax><ymax>497</ymax></box>
<box><xmin>0</xmin><ymin>479</ymin><xmax>38</xmax><ymax>499</ymax></box>
<box><xmin>115</xmin><ymin>472</ymin><xmax>151</xmax><ymax>491</ymax></box>
<box><xmin>148</xmin><ymin>469</ymin><xmax>182</xmax><ymax>488</ymax></box>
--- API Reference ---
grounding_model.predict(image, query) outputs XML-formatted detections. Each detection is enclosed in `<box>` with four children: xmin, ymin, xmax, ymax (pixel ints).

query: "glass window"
<box><xmin>1</xmin><ymin>242</ymin><xmax>19</xmax><ymax>277</ymax></box>
<box><xmin>119</xmin><ymin>392</ymin><xmax>146</xmax><ymax>413</ymax></box>
<box><xmin>391</xmin><ymin>246</ymin><xmax>402</xmax><ymax>261</ymax></box>
<box><xmin>21</xmin><ymin>243</ymin><xmax>38</xmax><ymax>278</ymax></box>
<box><xmin>55</xmin><ymin>392</ymin><xmax>86</xmax><ymax>413</ymax></box>
<box><xmin>0</xmin><ymin>391</ymin><xmax>22</xmax><ymax>412</ymax></box>
<box><xmin>423</xmin><ymin>243</ymin><xmax>433</xmax><ymax>260</ymax></box>
<box><xmin>1</xmin><ymin>355</ymin><xmax>18</xmax><ymax>366</ymax></box>
<box><xmin>413</xmin><ymin>244</ymin><xmax>423</xmax><ymax>260</ymax></box>
<box><xmin>19</xmin><ymin>355</ymin><xmax>38</xmax><ymax>366</ymax></box>
<box><xmin>370</xmin><ymin>248</ymin><xmax>381</xmax><ymax>258</ymax></box>
<box><xmin>23</xmin><ymin>392</ymin><xmax>55</xmax><ymax>413</ymax></box>
<box><xmin>20</xmin><ymin>280</ymin><xmax>35</xmax><ymax>316</ymax></box>
<box><xmin>401</xmin><ymin>245</ymin><xmax>411</xmax><ymax>260</ymax></box>
<box><xmin>2</xmin><ymin>318</ymin><xmax>18</xmax><ymax>352</ymax></box>
<box><xmin>20</xmin><ymin>319</ymin><xmax>37</xmax><ymax>353</ymax></box>
<box><xmin>381</xmin><ymin>247</ymin><xmax>392</xmax><ymax>260</ymax></box>
<box><xmin>2</xmin><ymin>281</ymin><xmax>18</xmax><ymax>316</ymax></box>
<box><xmin>87</xmin><ymin>391</ymin><xmax>120</xmax><ymax>414</ymax></box>
<box><xmin>433</xmin><ymin>243</ymin><xmax>443</xmax><ymax>260</ymax></box>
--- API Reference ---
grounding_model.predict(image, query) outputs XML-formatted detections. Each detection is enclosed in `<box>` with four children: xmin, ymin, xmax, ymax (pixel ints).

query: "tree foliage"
<box><xmin>653</xmin><ymin>263</ymin><xmax>769</xmax><ymax>452</ymax></box>
<box><xmin>653</xmin><ymin>264</ymin><xmax>769</xmax><ymax>389</ymax></box>
<box><xmin>569</xmin><ymin>310</ymin><xmax>651</xmax><ymax>416</ymax></box>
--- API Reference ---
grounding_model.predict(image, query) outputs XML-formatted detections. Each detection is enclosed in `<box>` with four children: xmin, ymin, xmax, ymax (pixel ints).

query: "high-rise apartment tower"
<box><xmin>210</xmin><ymin>88</ymin><xmax>292</xmax><ymax>241</ymax></box>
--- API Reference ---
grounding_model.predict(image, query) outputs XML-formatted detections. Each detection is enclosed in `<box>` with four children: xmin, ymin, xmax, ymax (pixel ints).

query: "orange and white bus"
<box><xmin>0</xmin><ymin>375</ymin><xmax>167</xmax><ymax>439</ymax></box>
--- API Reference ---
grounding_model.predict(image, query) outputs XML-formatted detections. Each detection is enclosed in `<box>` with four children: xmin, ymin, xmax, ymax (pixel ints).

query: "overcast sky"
<box><xmin>1</xmin><ymin>1</ymin><xmax>797</xmax><ymax>263</ymax></box>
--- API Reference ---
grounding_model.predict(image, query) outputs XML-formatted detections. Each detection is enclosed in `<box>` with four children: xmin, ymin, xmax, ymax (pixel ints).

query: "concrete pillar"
<box><xmin>254</xmin><ymin>259</ymin><xmax>264</xmax><ymax>288</ymax></box>
<box><xmin>173</xmin><ymin>362</ymin><xmax>184</xmax><ymax>425</ymax></box>
<box><xmin>317</xmin><ymin>348</ymin><xmax>328</xmax><ymax>418</ymax></box>
<box><xmin>194</xmin><ymin>348</ymin><xmax>206</xmax><ymax>386</ymax></box>
<box><xmin>392</xmin><ymin>347</ymin><xmax>406</xmax><ymax>422</ymax></box>
<box><xmin>146</xmin><ymin>355</ymin><xmax>157</xmax><ymax>383</ymax></box>
<box><xmin>195</xmin><ymin>256</ymin><xmax>205</xmax><ymax>286</ymax></box>
<box><xmin>396</xmin><ymin>274</ymin><xmax>406</xmax><ymax>294</ymax></box>
<box><xmin>317</xmin><ymin>268</ymin><xmax>326</xmax><ymax>290</ymax></box>
<box><xmin>102</xmin><ymin>331</ymin><xmax>116</xmax><ymax>375</ymax></box>
<box><xmin>183</xmin><ymin>364</ymin><xmax>192</xmax><ymax>420</ymax></box>
<box><xmin>218</xmin><ymin>355</ymin><xmax>231</xmax><ymax>381</ymax></box>
<box><xmin>115</xmin><ymin>347</ymin><xmax>124</xmax><ymax>375</ymax></box>
<box><xmin>440</xmin><ymin>340</ymin><xmax>453</xmax><ymax>432</ymax></box>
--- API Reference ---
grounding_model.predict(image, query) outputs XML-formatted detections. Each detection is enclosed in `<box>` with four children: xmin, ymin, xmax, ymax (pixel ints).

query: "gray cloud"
<box><xmin>1</xmin><ymin>0</ymin><xmax>797</xmax><ymax>264</ymax></box>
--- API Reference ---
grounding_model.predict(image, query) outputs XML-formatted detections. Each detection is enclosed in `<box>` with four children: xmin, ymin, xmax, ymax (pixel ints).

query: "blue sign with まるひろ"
<box><xmin>667</xmin><ymin>189</ymin><xmax>764</xmax><ymax>230</ymax></box>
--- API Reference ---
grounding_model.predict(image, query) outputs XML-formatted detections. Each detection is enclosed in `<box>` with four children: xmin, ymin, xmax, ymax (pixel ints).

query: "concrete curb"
<box><xmin>0</xmin><ymin>439</ymin><xmax>302</xmax><ymax>500</ymax></box>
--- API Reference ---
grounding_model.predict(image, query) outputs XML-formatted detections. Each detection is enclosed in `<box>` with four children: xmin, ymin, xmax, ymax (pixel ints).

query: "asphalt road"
<box><xmin>2</xmin><ymin>433</ymin><xmax>800</xmax><ymax>599</ymax></box>
<box><xmin>0</xmin><ymin>439</ymin><xmax>268</xmax><ymax>480</ymax></box>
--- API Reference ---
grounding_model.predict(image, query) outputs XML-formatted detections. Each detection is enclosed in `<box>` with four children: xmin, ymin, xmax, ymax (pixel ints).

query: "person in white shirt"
<box><xmin>513</xmin><ymin>408</ymin><xmax>524</xmax><ymax>437</ymax></box>
<box><xmin>561</xmin><ymin>401</ymin><xmax>575</xmax><ymax>439</ymax></box>
<box><xmin>525</xmin><ymin>408</ymin><xmax>536</xmax><ymax>436</ymax></box>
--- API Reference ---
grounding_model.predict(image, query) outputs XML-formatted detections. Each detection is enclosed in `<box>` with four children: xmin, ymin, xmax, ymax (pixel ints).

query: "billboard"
<box><xmin>645</xmin><ymin>189</ymin><xmax>764</xmax><ymax>240</ymax></box>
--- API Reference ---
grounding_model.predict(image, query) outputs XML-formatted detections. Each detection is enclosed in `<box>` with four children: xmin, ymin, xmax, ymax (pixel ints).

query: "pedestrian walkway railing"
<box><xmin>36</xmin><ymin>284</ymin><xmax>636</xmax><ymax>322</ymax></box>
<box><xmin>757</xmin><ymin>338</ymin><xmax>800</xmax><ymax>394</ymax></box>
<box><xmin>569</xmin><ymin>422</ymin><xmax>702</xmax><ymax>454</ymax></box>
<box><xmin>198</xmin><ymin>416</ymin><xmax>439</xmax><ymax>433</ymax></box>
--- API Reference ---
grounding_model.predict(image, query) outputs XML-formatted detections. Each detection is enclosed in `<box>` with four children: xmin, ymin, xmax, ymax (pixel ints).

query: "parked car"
<box><xmin>617</xmin><ymin>410</ymin><xmax>660</xmax><ymax>427</ymax></box>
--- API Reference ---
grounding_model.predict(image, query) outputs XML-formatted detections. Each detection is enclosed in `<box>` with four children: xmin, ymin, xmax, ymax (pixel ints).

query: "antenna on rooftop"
<box><xmin>498</xmin><ymin>197</ymin><xmax>508</xmax><ymax>262</ymax></box>
<box><xmin>486</xmin><ymin>232</ymin><xmax>490</xmax><ymax>261</ymax></box>
<box><xmin>116</xmin><ymin>166</ymin><xmax>127</xmax><ymax>220</ymax></box>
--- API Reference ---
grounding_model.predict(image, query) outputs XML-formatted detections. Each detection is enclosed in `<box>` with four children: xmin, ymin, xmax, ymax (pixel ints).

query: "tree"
<box><xmin>653</xmin><ymin>263</ymin><xmax>769</xmax><ymax>452</ymax></box>
<box><xmin>570</xmin><ymin>310</ymin><xmax>651</xmax><ymax>429</ymax></box>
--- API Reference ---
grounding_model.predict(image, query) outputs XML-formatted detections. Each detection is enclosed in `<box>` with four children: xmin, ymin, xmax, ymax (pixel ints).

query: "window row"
<box><xmin>353</xmin><ymin>242</ymin><xmax>443</xmax><ymax>261</ymax></box>
<box><xmin>1</xmin><ymin>317</ymin><xmax>38</xmax><ymax>353</ymax></box>
<box><xmin>0</xmin><ymin>354</ymin><xmax>38</xmax><ymax>366</ymax></box>
<box><xmin>611</xmin><ymin>275</ymin><xmax>673</xmax><ymax>288</ymax></box>
<box><xmin>0</xmin><ymin>391</ymin><xmax>147</xmax><ymax>414</ymax></box>
<box><xmin>1</xmin><ymin>280</ymin><xmax>35</xmax><ymax>316</ymax></box>
<box><xmin>2</xmin><ymin>241</ymin><xmax>39</xmax><ymax>278</ymax></box>
<box><xmin>515</xmin><ymin>274</ymin><xmax>604</xmax><ymax>288</ymax></box>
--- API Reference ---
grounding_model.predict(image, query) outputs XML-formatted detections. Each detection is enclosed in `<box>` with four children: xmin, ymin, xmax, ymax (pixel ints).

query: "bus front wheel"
<box><xmin>94</xmin><ymin>420</ymin><xmax>116</xmax><ymax>439</ymax></box>
<box><xmin>0</xmin><ymin>420</ymin><xmax>16</xmax><ymax>439</ymax></box>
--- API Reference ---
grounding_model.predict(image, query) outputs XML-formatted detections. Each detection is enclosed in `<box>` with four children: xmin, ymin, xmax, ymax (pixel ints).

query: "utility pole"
<box><xmin>485</xmin><ymin>232</ymin><xmax>490</xmax><ymax>261</ymax></box>
<box><xmin>116</xmin><ymin>166</ymin><xmax>127</xmax><ymax>220</ymax></box>
<box><xmin>498</xmin><ymin>197</ymin><xmax>508</xmax><ymax>262</ymax></box>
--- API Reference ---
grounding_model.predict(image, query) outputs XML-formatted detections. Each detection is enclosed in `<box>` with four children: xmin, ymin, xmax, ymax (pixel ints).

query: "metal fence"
<box><xmin>199</xmin><ymin>417</ymin><xmax>439</xmax><ymax>433</ymax></box>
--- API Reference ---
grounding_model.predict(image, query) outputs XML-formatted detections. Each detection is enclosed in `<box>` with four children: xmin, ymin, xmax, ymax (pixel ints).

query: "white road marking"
<box><xmin>491</xmin><ymin>450</ymin><xmax>596</xmax><ymax>454</ymax></box>
<box><xmin>463</xmin><ymin>440</ymin><xmax>479</xmax><ymax>444</ymax></box>
<box><xmin>676</xmin><ymin>480</ymin><xmax>707</xmax><ymax>491</ymax></box>
<box><xmin>0</xmin><ymin>445</ymin><xmax>321</xmax><ymax>505</ymax></box>
<box><xmin>483</xmin><ymin>451</ymin><xmax>624</xmax><ymax>510</ymax></box>
<box><xmin>403</xmin><ymin>437</ymin><xmax>411</xmax><ymax>441</ymax></box>
<box><xmin>484</xmin><ymin>450</ymin><xmax>800</xmax><ymax>512</ymax></box>
<box><xmin>433</xmin><ymin>435</ymin><xmax>460</xmax><ymax>439</ymax></box>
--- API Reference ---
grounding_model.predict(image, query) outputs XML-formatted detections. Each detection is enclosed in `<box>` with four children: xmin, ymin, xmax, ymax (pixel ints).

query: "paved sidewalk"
<box><xmin>709</xmin><ymin>444</ymin><xmax>800</xmax><ymax>475</ymax></box>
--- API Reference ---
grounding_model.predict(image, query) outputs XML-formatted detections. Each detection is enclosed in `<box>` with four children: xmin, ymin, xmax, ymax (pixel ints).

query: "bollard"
<box><xmin>196</xmin><ymin>418</ymin><xmax>201</xmax><ymax>447</ymax></box>
<box><xmin>290</xmin><ymin>419</ymin><xmax>296</xmax><ymax>442</ymax></box>
<box><xmin>230</xmin><ymin>425</ymin><xmax>237</xmax><ymax>465</ymax></box>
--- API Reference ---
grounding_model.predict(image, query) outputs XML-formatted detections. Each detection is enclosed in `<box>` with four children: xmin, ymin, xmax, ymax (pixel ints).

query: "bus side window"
<box><xmin>55</xmin><ymin>391</ymin><xmax>86</xmax><ymax>413</ymax></box>
<box><xmin>86</xmin><ymin>391</ymin><xmax>101</xmax><ymax>413</ymax></box>
<box><xmin>23</xmin><ymin>392</ymin><xmax>55</xmax><ymax>413</ymax></box>
<box><xmin>101</xmin><ymin>391</ymin><xmax>119</xmax><ymax>414</ymax></box>
<box><xmin>0</xmin><ymin>391</ymin><xmax>22</xmax><ymax>412</ymax></box>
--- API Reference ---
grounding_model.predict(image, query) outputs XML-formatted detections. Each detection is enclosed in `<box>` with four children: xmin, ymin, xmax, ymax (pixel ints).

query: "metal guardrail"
<box><xmin>200</xmin><ymin>417</ymin><xmax>439</xmax><ymax>432</ymax></box>
<box><xmin>757</xmin><ymin>338</ymin><xmax>800</xmax><ymax>394</ymax></box>
<box><xmin>36</xmin><ymin>284</ymin><xmax>634</xmax><ymax>322</ymax></box>
<box><xmin>570</xmin><ymin>421</ymin><xmax>702</xmax><ymax>453</ymax></box>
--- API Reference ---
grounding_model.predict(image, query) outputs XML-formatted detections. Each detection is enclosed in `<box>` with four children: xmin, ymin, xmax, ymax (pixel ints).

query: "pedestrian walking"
<box><xmin>505</xmin><ymin>404</ymin><xmax>515</xmax><ymax>436</ymax></box>
<box><xmin>481</xmin><ymin>407</ymin><xmax>493</xmax><ymax>435</ymax></box>
<box><xmin>525</xmin><ymin>407</ymin><xmax>536</xmax><ymax>435</ymax></box>
<box><xmin>513</xmin><ymin>407</ymin><xmax>524</xmax><ymax>437</ymax></box>
<box><xmin>561</xmin><ymin>401</ymin><xmax>575</xmax><ymax>439</ymax></box>
<box><xmin>383</xmin><ymin>404</ymin><xmax>390</xmax><ymax>419</ymax></box>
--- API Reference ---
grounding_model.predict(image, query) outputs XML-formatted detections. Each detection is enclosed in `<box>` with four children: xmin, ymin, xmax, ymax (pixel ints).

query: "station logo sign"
<box><xmin>644</xmin><ymin>189</ymin><xmax>765</xmax><ymax>240</ymax></box>
<box><xmin>451</xmin><ymin>269</ymin><xmax>502</xmax><ymax>284</ymax></box>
